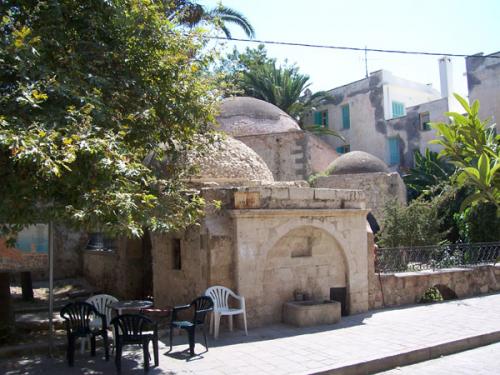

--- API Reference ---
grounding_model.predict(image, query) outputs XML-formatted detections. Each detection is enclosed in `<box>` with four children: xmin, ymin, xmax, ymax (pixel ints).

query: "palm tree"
<box><xmin>173</xmin><ymin>1</ymin><xmax>255</xmax><ymax>39</ymax></box>
<box><xmin>403</xmin><ymin>149</ymin><xmax>456</xmax><ymax>200</ymax></box>
<box><xmin>240</xmin><ymin>62</ymin><xmax>342</xmax><ymax>138</ymax></box>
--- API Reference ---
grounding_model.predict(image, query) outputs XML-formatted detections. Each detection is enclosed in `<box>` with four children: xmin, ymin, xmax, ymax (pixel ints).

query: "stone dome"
<box><xmin>189</xmin><ymin>136</ymin><xmax>274</xmax><ymax>183</ymax></box>
<box><xmin>216</xmin><ymin>97</ymin><xmax>301</xmax><ymax>136</ymax></box>
<box><xmin>326</xmin><ymin>151</ymin><xmax>389</xmax><ymax>175</ymax></box>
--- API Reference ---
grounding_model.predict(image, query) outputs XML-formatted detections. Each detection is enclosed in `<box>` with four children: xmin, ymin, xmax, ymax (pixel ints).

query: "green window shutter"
<box><xmin>342</xmin><ymin>105</ymin><xmax>350</xmax><ymax>129</ymax></box>
<box><xmin>323</xmin><ymin>111</ymin><xmax>329</xmax><ymax>127</ymax></box>
<box><xmin>388</xmin><ymin>138</ymin><xmax>400</xmax><ymax>165</ymax></box>
<box><xmin>392</xmin><ymin>101</ymin><xmax>405</xmax><ymax>118</ymax></box>
<box><xmin>314</xmin><ymin>111</ymin><xmax>322</xmax><ymax>125</ymax></box>
<box><xmin>336</xmin><ymin>145</ymin><xmax>350</xmax><ymax>154</ymax></box>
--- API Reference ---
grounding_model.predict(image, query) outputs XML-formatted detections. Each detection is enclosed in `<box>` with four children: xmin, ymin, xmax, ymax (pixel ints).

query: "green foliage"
<box><xmin>307</xmin><ymin>171</ymin><xmax>328</xmax><ymax>186</ymax></box>
<box><xmin>420</xmin><ymin>287</ymin><xmax>443</xmax><ymax>303</ymax></box>
<box><xmin>431</xmin><ymin>185</ymin><xmax>471</xmax><ymax>243</ymax></box>
<box><xmin>0</xmin><ymin>0</ymin><xmax>221</xmax><ymax>237</ymax></box>
<box><xmin>403</xmin><ymin>149</ymin><xmax>455</xmax><ymax>200</ymax></box>
<box><xmin>377</xmin><ymin>199</ymin><xmax>444</xmax><ymax>248</ymax></box>
<box><xmin>430</xmin><ymin>94</ymin><xmax>500</xmax><ymax>212</ymax></box>
<box><xmin>175</xmin><ymin>1</ymin><xmax>255</xmax><ymax>38</ymax></box>
<box><xmin>455</xmin><ymin>203</ymin><xmax>500</xmax><ymax>243</ymax></box>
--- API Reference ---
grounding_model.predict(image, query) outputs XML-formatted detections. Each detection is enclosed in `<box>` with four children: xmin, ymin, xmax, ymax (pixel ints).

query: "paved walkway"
<box><xmin>379</xmin><ymin>342</ymin><xmax>500</xmax><ymax>374</ymax></box>
<box><xmin>2</xmin><ymin>293</ymin><xmax>500</xmax><ymax>374</ymax></box>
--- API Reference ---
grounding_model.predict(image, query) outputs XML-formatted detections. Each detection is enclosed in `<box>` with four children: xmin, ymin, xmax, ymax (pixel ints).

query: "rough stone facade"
<box><xmin>188</xmin><ymin>137</ymin><xmax>274</xmax><ymax>183</ymax></box>
<box><xmin>313</xmin><ymin>172</ymin><xmax>406</xmax><ymax>224</ymax></box>
<box><xmin>369</xmin><ymin>265</ymin><xmax>500</xmax><ymax>309</ymax></box>
<box><xmin>466</xmin><ymin>52</ymin><xmax>500</xmax><ymax>133</ymax></box>
<box><xmin>235</xmin><ymin>131</ymin><xmax>338</xmax><ymax>182</ymax></box>
<box><xmin>151</xmin><ymin>183</ymin><xmax>370</xmax><ymax>328</ymax></box>
<box><xmin>82</xmin><ymin>237</ymin><xmax>150</xmax><ymax>299</ymax></box>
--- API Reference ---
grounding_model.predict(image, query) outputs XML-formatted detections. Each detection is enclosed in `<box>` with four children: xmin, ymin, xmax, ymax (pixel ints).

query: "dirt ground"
<box><xmin>10</xmin><ymin>278</ymin><xmax>94</xmax><ymax>306</ymax></box>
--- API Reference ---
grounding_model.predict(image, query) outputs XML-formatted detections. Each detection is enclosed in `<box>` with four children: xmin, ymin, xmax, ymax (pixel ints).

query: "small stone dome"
<box><xmin>189</xmin><ymin>136</ymin><xmax>274</xmax><ymax>183</ymax></box>
<box><xmin>326</xmin><ymin>151</ymin><xmax>389</xmax><ymax>175</ymax></box>
<box><xmin>216</xmin><ymin>97</ymin><xmax>301</xmax><ymax>136</ymax></box>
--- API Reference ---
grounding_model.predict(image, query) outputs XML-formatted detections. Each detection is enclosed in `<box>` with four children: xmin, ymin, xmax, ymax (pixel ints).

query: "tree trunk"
<box><xmin>0</xmin><ymin>272</ymin><xmax>13</xmax><ymax>342</ymax></box>
<box><xmin>21</xmin><ymin>271</ymin><xmax>34</xmax><ymax>301</ymax></box>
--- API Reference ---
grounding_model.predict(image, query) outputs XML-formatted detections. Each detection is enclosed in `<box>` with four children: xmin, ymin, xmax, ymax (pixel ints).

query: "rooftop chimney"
<box><xmin>439</xmin><ymin>57</ymin><xmax>453</xmax><ymax>98</ymax></box>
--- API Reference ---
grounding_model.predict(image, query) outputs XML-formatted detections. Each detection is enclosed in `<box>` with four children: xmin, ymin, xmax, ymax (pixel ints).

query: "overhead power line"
<box><xmin>208</xmin><ymin>36</ymin><xmax>500</xmax><ymax>59</ymax></box>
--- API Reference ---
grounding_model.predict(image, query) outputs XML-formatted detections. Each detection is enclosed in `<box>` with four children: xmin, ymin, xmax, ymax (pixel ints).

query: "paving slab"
<box><xmin>378</xmin><ymin>342</ymin><xmax>500</xmax><ymax>374</ymax></box>
<box><xmin>1</xmin><ymin>293</ymin><xmax>500</xmax><ymax>374</ymax></box>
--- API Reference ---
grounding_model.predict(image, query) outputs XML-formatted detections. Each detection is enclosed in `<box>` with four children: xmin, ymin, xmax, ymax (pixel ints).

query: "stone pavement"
<box><xmin>378</xmin><ymin>342</ymin><xmax>500</xmax><ymax>374</ymax></box>
<box><xmin>2</xmin><ymin>293</ymin><xmax>500</xmax><ymax>375</ymax></box>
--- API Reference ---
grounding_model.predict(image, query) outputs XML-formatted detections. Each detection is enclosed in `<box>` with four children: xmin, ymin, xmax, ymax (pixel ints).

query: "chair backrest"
<box><xmin>110</xmin><ymin>314</ymin><xmax>155</xmax><ymax>341</ymax></box>
<box><xmin>205</xmin><ymin>286</ymin><xmax>232</xmax><ymax>310</ymax></box>
<box><xmin>86</xmin><ymin>294</ymin><xmax>118</xmax><ymax>327</ymax></box>
<box><xmin>191</xmin><ymin>296</ymin><xmax>213</xmax><ymax>325</ymax></box>
<box><xmin>60</xmin><ymin>302</ymin><xmax>98</xmax><ymax>332</ymax></box>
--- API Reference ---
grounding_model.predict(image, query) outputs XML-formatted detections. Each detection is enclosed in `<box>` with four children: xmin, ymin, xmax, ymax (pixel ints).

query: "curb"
<box><xmin>312</xmin><ymin>330</ymin><xmax>500</xmax><ymax>375</ymax></box>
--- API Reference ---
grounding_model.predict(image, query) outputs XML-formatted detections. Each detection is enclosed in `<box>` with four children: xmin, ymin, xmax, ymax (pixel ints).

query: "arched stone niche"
<box><xmin>261</xmin><ymin>226</ymin><xmax>348</xmax><ymax>324</ymax></box>
<box><xmin>229</xmin><ymin>209</ymin><xmax>369</xmax><ymax>327</ymax></box>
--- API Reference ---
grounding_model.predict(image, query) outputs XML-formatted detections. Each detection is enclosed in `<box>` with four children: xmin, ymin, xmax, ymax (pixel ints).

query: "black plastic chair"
<box><xmin>110</xmin><ymin>314</ymin><xmax>159</xmax><ymax>373</ymax></box>
<box><xmin>169</xmin><ymin>296</ymin><xmax>213</xmax><ymax>356</ymax></box>
<box><xmin>60</xmin><ymin>301</ymin><xmax>109</xmax><ymax>366</ymax></box>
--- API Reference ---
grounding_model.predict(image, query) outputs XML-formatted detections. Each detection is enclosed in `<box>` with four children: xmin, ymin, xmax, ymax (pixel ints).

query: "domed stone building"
<box><xmin>186</xmin><ymin>136</ymin><xmax>274</xmax><ymax>185</ymax></box>
<box><xmin>146</xmin><ymin>136</ymin><xmax>372</xmax><ymax>326</ymax></box>
<box><xmin>216</xmin><ymin>97</ymin><xmax>338</xmax><ymax>181</ymax></box>
<box><xmin>312</xmin><ymin>151</ymin><xmax>406</xmax><ymax>225</ymax></box>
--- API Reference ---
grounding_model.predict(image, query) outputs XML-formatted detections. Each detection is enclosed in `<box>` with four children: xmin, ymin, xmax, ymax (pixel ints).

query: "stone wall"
<box><xmin>313</xmin><ymin>172</ymin><xmax>406</xmax><ymax>224</ymax></box>
<box><xmin>235</xmin><ymin>131</ymin><xmax>337</xmax><ymax>182</ymax></box>
<box><xmin>369</xmin><ymin>266</ymin><xmax>500</xmax><ymax>309</ymax></box>
<box><xmin>82</xmin><ymin>237</ymin><xmax>148</xmax><ymax>299</ymax></box>
<box><xmin>53</xmin><ymin>225</ymin><xmax>86</xmax><ymax>279</ymax></box>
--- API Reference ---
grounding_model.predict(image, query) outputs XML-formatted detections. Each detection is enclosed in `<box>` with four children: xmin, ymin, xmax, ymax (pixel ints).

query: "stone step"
<box><xmin>15</xmin><ymin>311</ymin><xmax>65</xmax><ymax>331</ymax></box>
<box><xmin>14</xmin><ymin>301</ymin><xmax>67</xmax><ymax>314</ymax></box>
<box><xmin>0</xmin><ymin>338</ymin><xmax>66</xmax><ymax>359</ymax></box>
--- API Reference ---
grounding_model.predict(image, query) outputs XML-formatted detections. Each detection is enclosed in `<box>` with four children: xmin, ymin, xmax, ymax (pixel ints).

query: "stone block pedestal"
<box><xmin>283</xmin><ymin>300</ymin><xmax>341</xmax><ymax>327</ymax></box>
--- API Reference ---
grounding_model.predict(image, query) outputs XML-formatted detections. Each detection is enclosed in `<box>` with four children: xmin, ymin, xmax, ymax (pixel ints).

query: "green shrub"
<box><xmin>456</xmin><ymin>203</ymin><xmax>500</xmax><ymax>243</ymax></box>
<box><xmin>420</xmin><ymin>287</ymin><xmax>444</xmax><ymax>303</ymax></box>
<box><xmin>377</xmin><ymin>199</ymin><xmax>444</xmax><ymax>248</ymax></box>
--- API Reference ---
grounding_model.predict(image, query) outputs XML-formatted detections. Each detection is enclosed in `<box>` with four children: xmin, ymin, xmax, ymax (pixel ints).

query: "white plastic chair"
<box><xmin>205</xmin><ymin>286</ymin><xmax>248</xmax><ymax>339</ymax></box>
<box><xmin>80</xmin><ymin>294</ymin><xmax>119</xmax><ymax>353</ymax></box>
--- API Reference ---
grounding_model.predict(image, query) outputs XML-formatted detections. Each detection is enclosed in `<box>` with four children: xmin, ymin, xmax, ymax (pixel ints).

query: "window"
<box><xmin>341</xmin><ymin>104</ymin><xmax>350</xmax><ymax>129</ymax></box>
<box><xmin>336</xmin><ymin>144</ymin><xmax>350</xmax><ymax>154</ymax></box>
<box><xmin>388</xmin><ymin>138</ymin><xmax>400</xmax><ymax>165</ymax></box>
<box><xmin>86</xmin><ymin>232</ymin><xmax>116</xmax><ymax>252</ymax></box>
<box><xmin>392</xmin><ymin>101</ymin><xmax>405</xmax><ymax>118</ymax></box>
<box><xmin>313</xmin><ymin>110</ymin><xmax>328</xmax><ymax>127</ymax></box>
<box><xmin>172</xmin><ymin>238</ymin><xmax>181</xmax><ymax>270</ymax></box>
<box><xmin>419</xmin><ymin>112</ymin><xmax>431</xmax><ymax>131</ymax></box>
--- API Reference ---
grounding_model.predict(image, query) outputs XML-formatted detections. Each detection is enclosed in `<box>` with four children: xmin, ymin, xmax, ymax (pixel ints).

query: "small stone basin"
<box><xmin>283</xmin><ymin>300</ymin><xmax>341</xmax><ymax>327</ymax></box>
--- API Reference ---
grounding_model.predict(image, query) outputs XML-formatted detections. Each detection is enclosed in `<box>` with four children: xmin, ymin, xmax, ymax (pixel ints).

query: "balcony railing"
<box><xmin>375</xmin><ymin>242</ymin><xmax>500</xmax><ymax>273</ymax></box>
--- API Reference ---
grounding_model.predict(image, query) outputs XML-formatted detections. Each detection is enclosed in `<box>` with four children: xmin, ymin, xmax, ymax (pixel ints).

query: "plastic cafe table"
<box><xmin>109</xmin><ymin>300</ymin><xmax>153</xmax><ymax>315</ymax></box>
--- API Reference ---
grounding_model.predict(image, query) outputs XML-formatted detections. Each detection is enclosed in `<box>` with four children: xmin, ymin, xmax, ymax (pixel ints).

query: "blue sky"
<box><xmin>199</xmin><ymin>0</ymin><xmax>500</xmax><ymax>97</ymax></box>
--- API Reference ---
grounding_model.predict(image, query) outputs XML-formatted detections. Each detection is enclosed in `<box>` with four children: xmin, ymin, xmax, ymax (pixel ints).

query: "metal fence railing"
<box><xmin>375</xmin><ymin>242</ymin><xmax>500</xmax><ymax>273</ymax></box>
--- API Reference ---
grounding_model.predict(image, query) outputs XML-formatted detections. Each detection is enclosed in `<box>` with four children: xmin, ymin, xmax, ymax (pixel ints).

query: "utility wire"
<box><xmin>208</xmin><ymin>36</ymin><xmax>500</xmax><ymax>59</ymax></box>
